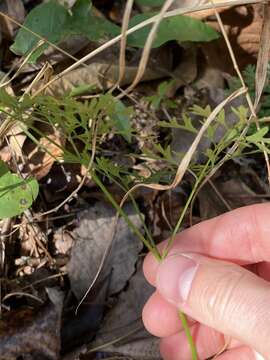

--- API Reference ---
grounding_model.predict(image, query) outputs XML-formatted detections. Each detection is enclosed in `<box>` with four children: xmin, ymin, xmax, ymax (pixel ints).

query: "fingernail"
<box><xmin>156</xmin><ymin>254</ymin><xmax>198</xmax><ymax>305</ymax></box>
<box><xmin>253</xmin><ymin>351</ymin><xmax>266</xmax><ymax>360</ymax></box>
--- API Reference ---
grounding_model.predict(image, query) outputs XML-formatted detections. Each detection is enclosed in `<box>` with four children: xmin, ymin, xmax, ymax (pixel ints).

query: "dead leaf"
<box><xmin>54</xmin><ymin>230</ymin><xmax>74</xmax><ymax>255</ymax></box>
<box><xmin>44</xmin><ymin>62</ymin><xmax>168</xmax><ymax>96</ymax></box>
<box><xmin>198</xmin><ymin>165</ymin><xmax>269</xmax><ymax>220</ymax></box>
<box><xmin>200</xmin><ymin>4</ymin><xmax>265</xmax><ymax>72</ymax></box>
<box><xmin>90</xmin><ymin>262</ymin><xmax>161</xmax><ymax>360</ymax></box>
<box><xmin>26</xmin><ymin>129</ymin><xmax>65</xmax><ymax>180</ymax></box>
<box><xmin>0</xmin><ymin>288</ymin><xmax>63</xmax><ymax>360</ymax></box>
<box><xmin>67</xmin><ymin>202</ymin><xmax>143</xmax><ymax>300</ymax></box>
<box><xmin>167</xmin><ymin>46</ymin><xmax>198</xmax><ymax>96</ymax></box>
<box><xmin>40</xmin><ymin>45</ymin><xmax>173</xmax><ymax>96</ymax></box>
<box><xmin>0</xmin><ymin>0</ymin><xmax>25</xmax><ymax>39</ymax></box>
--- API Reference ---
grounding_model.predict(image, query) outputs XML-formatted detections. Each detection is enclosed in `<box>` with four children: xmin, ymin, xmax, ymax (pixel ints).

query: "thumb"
<box><xmin>156</xmin><ymin>254</ymin><xmax>270</xmax><ymax>358</ymax></box>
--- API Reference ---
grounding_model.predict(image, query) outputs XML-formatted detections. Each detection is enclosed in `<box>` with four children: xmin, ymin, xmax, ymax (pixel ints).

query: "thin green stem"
<box><xmin>162</xmin><ymin>161</ymin><xmax>210</xmax><ymax>259</ymax></box>
<box><xmin>100</xmin><ymin>170</ymin><xmax>157</xmax><ymax>249</ymax></box>
<box><xmin>179</xmin><ymin>311</ymin><xmax>198</xmax><ymax>360</ymax></box>
<box><xmin>92</xmin><ymin>171</ymin><xmax>161</xmax><ymax>261</ymax></box>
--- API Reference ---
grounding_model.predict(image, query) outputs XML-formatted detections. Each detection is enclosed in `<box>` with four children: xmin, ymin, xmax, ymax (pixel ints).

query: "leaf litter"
<box><xmin>1</xmin><ymin>0</ymin><xmax>270</xmax><ymax>359</ymax></box>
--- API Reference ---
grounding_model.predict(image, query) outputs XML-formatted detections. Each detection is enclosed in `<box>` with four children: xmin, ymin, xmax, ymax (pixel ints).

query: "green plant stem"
<box><xmin>160</xmin><ymin>160</ymin><xmax>211</xmax><ymax>359</ymax></box>
<box><xmin>163</xmin><ymin>160</ymin><xmax>210</xmax><ymax>258</ymax></box>
<box><xmin>102</xmin><ymin>170</ymin><xmax>157</xmax><ymax>249</ymax></box>
<box><xmin>92</xmin><ymin>171</ymin><xmax>161</xmax><ymax>261</ymax></box>
<box><xmin>179</xmin><ymin>310</ymin><xmax>198</xmax><ymax>360</ymax></box>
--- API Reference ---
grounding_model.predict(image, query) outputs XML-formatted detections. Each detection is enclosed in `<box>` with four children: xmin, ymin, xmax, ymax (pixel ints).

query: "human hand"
<box><xmin>142</xmin><ymin>204</ymin><xmax>270</xmax><ymax>360</ymax></box>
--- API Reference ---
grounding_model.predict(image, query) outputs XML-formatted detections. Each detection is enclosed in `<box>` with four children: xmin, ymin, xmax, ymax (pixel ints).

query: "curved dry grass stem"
<box><xmin>39</xmin><ymin>115</ymin><xmax>99</xmax><ymax>217</ymax></box>
<box><xmin>210</xmin><ymin>0</ymin><xmax>270</xmax><ymax>184</ymax></box>
<box><xmin>113</xmin><ymin>0</ymin><xmax>134</xmax><ymax>90</ymax></box>
<box><xmin>124</xmin><ymin>0</ymin><xmax>176</xmax><ymax>94</ymax></box>
<box><xmin>254</xmin><ymin>3</ymin><xmax>270</xmax><ymax>110</ymax></box>
<box><xmin>34</xmin><ymin>0</ymin><xmax>264</xmax><ymax>96</ymax></box>
<box><xmin>120</xmin><ymin>87</ymin><xmax>247</xmax><ymax>207</ymax></box>
<box><xmin>86</xmin><ymin>325</ymin><xmax>142</xmax><ymax>353</ymax></box>
<box><xmin>0</xmin><ymin>40</ymin><xmax>45</xmax><ymax>90</ymax></box>
<box><xmin>2</xmin><ymin>291</ymin><xmax>44</xmax><ymax>304</ymax></box>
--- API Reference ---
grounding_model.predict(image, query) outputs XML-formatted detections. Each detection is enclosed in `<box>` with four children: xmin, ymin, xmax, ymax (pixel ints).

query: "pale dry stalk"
<box><xmin>211</xmin><ymin>0</ymin><xmax>270</xmax><ymax>183</ymax></box>
<box><xmin>120</xmin><ymin>87</ymin><xmax>247</xmax><ymax>207</ymax></box>
<box><xmin>124</xmin><ymin>0</ymin><xmax>176</xmax><ymax>94</ymax></box>
<box><xmin>34</xmin><ymin>0</ymin><xmax>266</xmax><ymax>96</ymax></box>
<box><xmin>113</xmin><ymin>0</ymin><xmax>134</xmax><ymax>89</ymax></box>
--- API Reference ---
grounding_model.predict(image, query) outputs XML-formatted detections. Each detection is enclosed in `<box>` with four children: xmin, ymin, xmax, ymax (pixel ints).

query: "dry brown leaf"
<box><xmin>167</xmin><ymin>46</ymin><xmax>198</xmax><ymax>96</ymax></box>
<box><xmin>26</xmin><ymin>129</ymin><xmax>65</xmax><ymax>180</ymax></box>
<box><xmin>0</xmin><ymin>145</ymin><xmax>12</xmax><ymax>162</ymax></box>
<box><xmin>254</xmin><ymin>3</ymin><xmax>270</xmax><ymax>109</ymax></box>
<box><xmin>43</xmin><ymin>61</ymin><xmax>170</xmax><ymax>96</ymax></box>
<box><xmin>67</xmin><ymin>202</ymin><xmax>143</xmax><ymax>300</ymax></box>
<box><xmin>0</xmin><ymin>0</ymin><xmax>25</xmax><ymax>39</ymax></box>
<box><xmin>200</xmin><ymin>4</ymin><xmax>264</xmax><ymax>71</ymax></box>
<box><xmin>91</xmin><ymin>262</ymin><xmax>160</xmax><ymax>360</ymax></box>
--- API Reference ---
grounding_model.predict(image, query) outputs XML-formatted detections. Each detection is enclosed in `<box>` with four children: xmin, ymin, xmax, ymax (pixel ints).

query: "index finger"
<box><xmin>144</xmin><ymin>203</ymin><xmax>270</xmax><ymax>286</ymax></box>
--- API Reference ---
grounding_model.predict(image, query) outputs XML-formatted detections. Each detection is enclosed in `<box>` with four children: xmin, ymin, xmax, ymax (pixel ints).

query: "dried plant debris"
<box><xmin>198</xmin><ymin>164</ymin><xmax>270</xmax><ymax>220</ymax></box>
<box><xmin>67</xmin><ymin>202</ymin><xmax>144</xmax><ymax>301</ymax></box>
<box><xmin>0</xmin><ymin>288</ymin><xmax>63</xmax><ymax>360</ymax></box>
<box><xmin>89</xmin><ymin>262</ymin><xmax>160</xmax><ymax>360</ymax></box>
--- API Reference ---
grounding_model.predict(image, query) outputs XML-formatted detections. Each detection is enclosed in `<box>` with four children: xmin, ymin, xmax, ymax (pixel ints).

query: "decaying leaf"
<box><xmin>0</xmin><ymin>0</ymin><xmax>25</xmax><ymax>39</ymax></box>
<box><xmin>26</xmin><ymin>129</ymin><xmax>65</xmax><ymax>180</ymax></box>
<box><xmin>43</xmin><ymin>61</ymin><xmax>170</xmax><ymax>96</ymax></box>
<box><xmin>200</xmin><ymin>4</ymin><xmax>266</xmax><ymax>71</ymax></box>
<box><xmin>198</xmin><ymin>165</ymin><xmax>269</xmax><ymax>220</ymax></box>
<box><xmin>67</xmin><ymin>202</ymin><xmax>143</xmax><ymax>300</ymax></box>
<box><xmin>0</xmin><ymin>288</ymin><xmax>63</xmax><ymax>360</ymax></box>
<box><xmin>90</xmin><ymin>262</ymin><xmax>161</xmax><ymax>360</ymax></box>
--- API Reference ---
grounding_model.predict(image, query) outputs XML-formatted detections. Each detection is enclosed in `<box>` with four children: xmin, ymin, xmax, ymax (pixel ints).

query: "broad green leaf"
<box><xmin>67</xmin><ymin>0</ymin><xmax>120</xmax><ymax>41</ymax></box>
<box><xmin>135</xmin><ymin>0</ymin><xmax>164</xmax><ymax>7</ymax></box>
<box><xmin>11</xmin><ymin>0</ymin><xmax>120</xmax><ymax>62</ymax></box>
<box><xmin>0</xmin><ymin>162</ymin><xmax>39</xmax><ymax>219</ymax></box>
<box><xmin>11</xmin><ymin>1</ymin><xmax>69</xmax><ymax>61</ymax></box>
<box><xmin>127</xmin><ymin>13</ymin><xmax>219</xmax><ymax>48</ymax></box>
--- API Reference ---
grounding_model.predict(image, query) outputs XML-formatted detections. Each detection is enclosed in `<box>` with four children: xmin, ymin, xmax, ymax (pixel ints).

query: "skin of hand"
<box><xmin>142</xmin><ymin>203</ymin><xmax>270</xmax><ymax>360</ymax></box>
